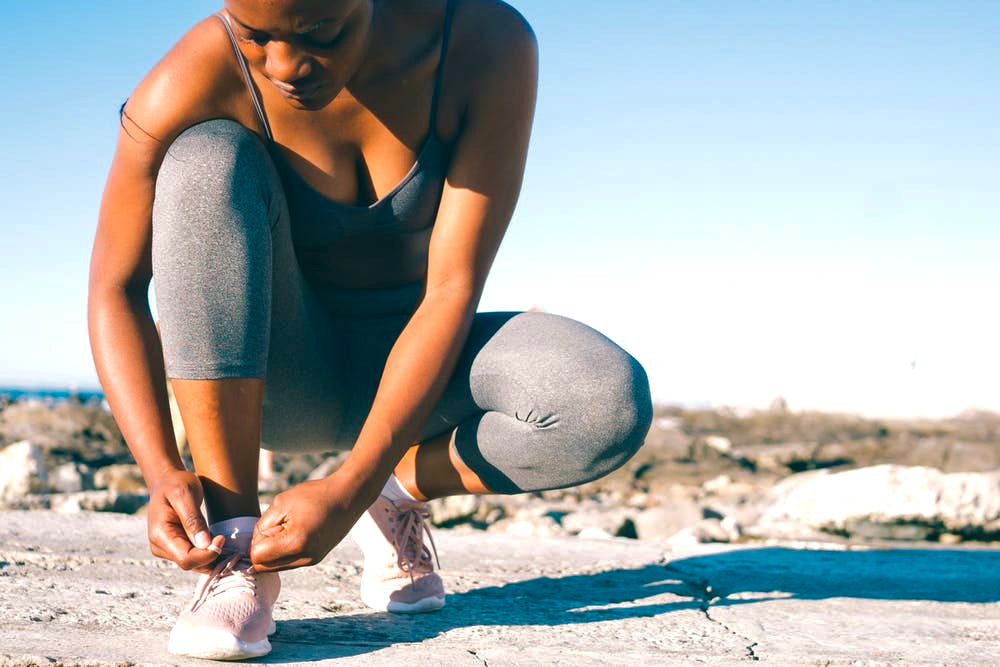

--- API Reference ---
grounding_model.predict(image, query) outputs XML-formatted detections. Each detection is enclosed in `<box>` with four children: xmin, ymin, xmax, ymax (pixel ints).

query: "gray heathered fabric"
<box><xmin>150</xmin><ymin>119</ymin><xmax>652</xmax><ymax>493</ymax></box>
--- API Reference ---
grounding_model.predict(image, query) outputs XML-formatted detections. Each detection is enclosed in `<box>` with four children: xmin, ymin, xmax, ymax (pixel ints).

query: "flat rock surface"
<box><xmin>1</xmin><ymin>512</ymin><xmax>998</xmax><ymax>666</ymax></box>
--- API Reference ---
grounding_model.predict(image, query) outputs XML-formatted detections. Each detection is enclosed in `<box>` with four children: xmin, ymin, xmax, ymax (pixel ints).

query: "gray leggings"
<box><xmin>151</xmin><ymin>119</ymin><xmax>651</xmax><ymax>494</ymax></box>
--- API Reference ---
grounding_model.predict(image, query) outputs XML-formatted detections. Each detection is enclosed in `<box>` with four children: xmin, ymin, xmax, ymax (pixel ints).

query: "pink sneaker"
<box><xmin>167</xmin><ymin>528</ymin><xmax>280</xmax><ymax>660</ymax></box>
<box><xmin>349</xmin><ymin>496</ymin><xmax>445</xmax><ymax>613</ymax></box>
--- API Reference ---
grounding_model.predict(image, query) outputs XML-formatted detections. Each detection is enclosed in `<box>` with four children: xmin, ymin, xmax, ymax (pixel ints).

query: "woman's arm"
<box><xmin>88</xmin><ymin>17</ymin><xmax>248</xmax><ymax>567</ymax></box>
<box><xmin>341</xmin><ymin>7</ymin><xmax>540</xmax><ymax>493</ymax></box>
<box><xmin>251</xmin><ymin>4</ymin><xmax>539</xmax><ymax>571</ymax></box>
<box><xmin>89</xmin><ymin>125</ymin><xmax>180</xmax><ymax>484</ymax></box>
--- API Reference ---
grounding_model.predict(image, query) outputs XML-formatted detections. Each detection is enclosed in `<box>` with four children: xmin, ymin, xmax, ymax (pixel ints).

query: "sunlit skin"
<box><xmin>88</xmin><ymin>0</ymin><xmax>536</xmax><ymax>574</ymax></box>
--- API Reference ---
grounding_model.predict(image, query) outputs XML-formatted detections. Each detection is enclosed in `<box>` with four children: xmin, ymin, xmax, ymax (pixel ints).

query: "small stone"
<box><xmin>561</xmin><ymin>508</ymin><xmax>634</xmax><ymax>537</ymax></box>
<box><xmin>702</xmin><ymin>474</ymin><xmax>732</xmax><ymax>495</ymax></box>
<box><xmin>704</xmin><ymin>436</ymin><xmax>732</xmax><ymax>454</ymax></box>
<box><xmin>692</xmin><ymin>518</ymin><xmax>738</xmax><ymax>543</ymax></box>
<box><xmin>721</xmin><ymin>516</ymin><xmax>742</xmax><ymax>539</ymax></box>
<box><xmin>665</xmin><ymin>527</ymin><xmax>700</xmax><ymax>548</ymax></box>
<box><xmin>626</xmin><ymin>493</ymin><xmax>651</xmax><ymax>508</ymax></box>
<box><xmin>577</xmin><ymin>526</ymin><xmax>613</xmax><ymax>540</ymax></box>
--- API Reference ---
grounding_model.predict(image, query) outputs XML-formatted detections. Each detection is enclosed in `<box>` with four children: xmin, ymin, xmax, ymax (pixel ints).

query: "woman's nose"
<box><xmin>263</xmin><ymin>41</ymin><xmax>312</xmax><ymax>84</ymax></box>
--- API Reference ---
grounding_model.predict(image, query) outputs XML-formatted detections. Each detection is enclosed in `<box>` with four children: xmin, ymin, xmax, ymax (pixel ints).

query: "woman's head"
<box><xmin>223</xmin><ymin>0</ymin><xmax>374</xmax><ymax>109</ymax></box>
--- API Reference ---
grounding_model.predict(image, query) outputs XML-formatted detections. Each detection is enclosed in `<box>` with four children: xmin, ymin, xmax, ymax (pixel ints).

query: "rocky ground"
<box><xmin>2</xmin><ymin>512</ymin><xmax>999</xmax><ymax>666</ymax></box>
<box><xmin>3</xmin><ymin>396</ymin><xmax>1000</xmax><ymax>665</ymax></box>
<box><xmin>2</xmin><ymin>395</ymin><xmax>999</xmax><ymax>547</ymax></box>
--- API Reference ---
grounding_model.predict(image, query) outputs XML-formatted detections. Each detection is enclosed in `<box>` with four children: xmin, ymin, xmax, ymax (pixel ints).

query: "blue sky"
<box><xmin>1</xmin><ymin>1</ymin><xmax>998</xmax><ymax>417</ymax></box>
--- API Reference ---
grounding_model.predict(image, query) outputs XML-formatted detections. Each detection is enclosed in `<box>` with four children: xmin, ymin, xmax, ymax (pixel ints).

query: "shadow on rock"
<box><xmin>265</xmin><ymin>563</ymin><xmax>693</xmax><ymax>662</ymax></box>
<box><xmin>260</xmin><ymin>548</ymin><xmax>1000</xmax><ymax>662</ymax></box>
<box><xmin>665</xmin><ymin>546</ymin><xmax>1000</xmax><ymax>605</ymax></box>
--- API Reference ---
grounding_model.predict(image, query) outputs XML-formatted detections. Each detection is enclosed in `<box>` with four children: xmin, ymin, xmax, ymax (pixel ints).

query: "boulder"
<box><xmin>633</xmin><ymin>502</ymin><xmax>703</xmax><ymax>541</ymax></box>
<box><xmin>560</xmin><ymin>508</ymin><xmax>637</xmax><ymax>538</ymax></box>
<box><xmin>53</xmin><ymin>490</ymin><xmax>149</xmax><ymax>514</ymax></box>
<box><xmin>0</xmin><ymin>440</ymin><xmax>47</xmax><ymax>499</ymax></box>
<box><xmin>94</xmin><ymin>464</ymin><xmax>146</xmax><ymax>494</ymax></box>
<box><xmin>666</xmin><ymin>516</ymin><xmax>742</xmax><ymax>546</ymax></box>
<box><xmin>730</xmin><ymin>442</ymin><xmax>820</xmax><ymax>473</ymax></box>
<box><xmin>49</xmin><ymin>462</ymin><xmax>93</xmax><ymax>493</ymax></box>
<box><xmin>428</xmin><ymin>495</ymin><xmax>481</xmax><ymax>526</ymax></box>
<box><xmin>751</xmin><ymin>464</ymin><xmax>1000</xmax><ymax>541</ymax></box>
<box><xmin>487</xmin><ymin>514</ymin><xmax>564</xmax><ymax>538</ymax></box>
<box><xmin>0</xmin><ymin>401</ymin><xmax>125</xmax><ymax>466</ymax></box>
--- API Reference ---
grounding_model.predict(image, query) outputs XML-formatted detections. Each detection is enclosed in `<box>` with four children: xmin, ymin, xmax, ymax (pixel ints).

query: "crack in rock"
<box><xmin>664</xmin><ymin>565</ymin><xmax>760</xmax><ymax>662</ymax></box>
<box><xmin>466</xmin><ymin>648</ymin><xmax>489</xmax><ymax>666</ymax></box>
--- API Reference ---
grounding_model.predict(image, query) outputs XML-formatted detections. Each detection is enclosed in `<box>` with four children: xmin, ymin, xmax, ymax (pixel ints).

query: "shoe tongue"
<box><xmin>220</xmin><ymin>525</ymin><xmax>253</xmax><ymax>557</ymax></box>
<box><xmin>393</xmin><ymin>499</ymin><xmax>425</xmax><ymax>512</ymax></box>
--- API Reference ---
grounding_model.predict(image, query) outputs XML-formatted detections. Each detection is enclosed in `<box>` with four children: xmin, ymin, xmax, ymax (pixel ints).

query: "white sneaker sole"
<box><xmin>167</xmin><ymin>620</ymin><xmax>276</xmax><ymax>660</ymax></box>
<box><xmin>387</xmin><ymin>596</ymin><xmax>446</xmax><ymax>614</ymax></box>
<box><xmin>360</xmin><ymin>586</ymin><xmax>446</xmax><ymax>614</ymax></box>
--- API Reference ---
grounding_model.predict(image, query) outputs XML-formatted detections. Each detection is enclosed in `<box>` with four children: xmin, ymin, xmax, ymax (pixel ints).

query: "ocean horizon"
<box><xmin>0</xmin><ymin>386</ymin><xmax>105</xmax><ymax>404</ymax></box>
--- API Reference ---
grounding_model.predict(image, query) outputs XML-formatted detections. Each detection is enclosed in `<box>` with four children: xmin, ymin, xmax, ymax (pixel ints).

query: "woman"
<box><xmin>88</xmin><ymin>0</ymin><xmax>651</xmax><ymax>660</ymax></box>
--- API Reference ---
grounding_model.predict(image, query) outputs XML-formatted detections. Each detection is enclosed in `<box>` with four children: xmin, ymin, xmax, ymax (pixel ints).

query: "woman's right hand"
<box><xmin>147</xmin><ymin>469</ymin><xmax>225</xmax><ymax>572</ymax></box>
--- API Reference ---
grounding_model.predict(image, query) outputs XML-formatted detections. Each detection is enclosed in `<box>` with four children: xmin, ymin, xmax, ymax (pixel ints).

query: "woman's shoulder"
<box><xmin>452</xmin><ymin>0</ymin><xmax>536</xmax><ymax>61</ymax></box>
<box><xmin>120</xmin><ymin>16</ymin><xmax>253</xmax><ymax>148</ymax></box>
<box><xmin>441</xmin><ymin>0</ymin><xmax>537</xmax><ymax>117</ymax></box>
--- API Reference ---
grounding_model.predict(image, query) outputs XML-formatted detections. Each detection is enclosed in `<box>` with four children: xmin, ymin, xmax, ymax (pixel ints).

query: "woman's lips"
<box><xmin>272</xmin><ymin>79</ymin><xmax>322</xmax><ymax>99</ymax></box>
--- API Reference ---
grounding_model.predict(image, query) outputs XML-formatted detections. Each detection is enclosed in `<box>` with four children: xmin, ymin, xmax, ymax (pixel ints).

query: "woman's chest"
<box><xmin>259</xmin><ymin>95</ymin><xmax>453</xmax><ymax>290</ymax></box>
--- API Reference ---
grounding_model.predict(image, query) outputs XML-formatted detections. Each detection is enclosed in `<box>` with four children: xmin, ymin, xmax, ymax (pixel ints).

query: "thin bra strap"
<box><xmin>214</xmin><ymin>11</ymin><xmax>274</xmax><ymax>142</ymax></box>
<box><xmin>429</xmin><ymin>0</ymin><xmax>458</xmax><ymax>123</ymax></box>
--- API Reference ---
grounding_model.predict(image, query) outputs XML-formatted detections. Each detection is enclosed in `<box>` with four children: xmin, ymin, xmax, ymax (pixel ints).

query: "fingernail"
<box><xmin>207</xmin><ymin>542</ymin><xmax>223</xmax><ymax>555</ymax></box>
<box><xmin>194</xmin><ymin>531</ymin><xmax>211</xmax><ymax>549</ymax></box>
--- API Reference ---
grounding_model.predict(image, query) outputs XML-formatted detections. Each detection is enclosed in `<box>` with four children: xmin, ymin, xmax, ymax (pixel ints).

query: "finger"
<box><xmin>160</xmin><ymin>531</ymin><xmax>222</xmax><ymax>571</ymax></box>
<box><xmin>249</xmin><ymin>529</ymin><xmax>298</xmax><ymax>569</ymax></box>
<box><xmin>250</xmin><ymin>533</ymin><xmax>311</xmax><ymax>573</ymax></box>
<box><xmin>252</xmin><ymin>556</ymin><xmax>311</xmax><ymax>573</ymax></box>
<box><xmin>168</xmin><ymin>489</ymin><xmax>212</xmax><ymax>549</ymax></box>
<box><xmin>207</xmin><ymin>534</ymin><xmax>225</xmax><ymax>555</ymax></box>
<box><xmin>255</xmin><ymin>504</ymin><xmax>287</xmax><ymax>536</ymax></box>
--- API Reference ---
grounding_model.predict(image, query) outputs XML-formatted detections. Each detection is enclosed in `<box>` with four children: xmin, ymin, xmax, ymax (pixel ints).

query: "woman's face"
<box><xmin>223</xmin><ymin>0</ymin><xmax>373</xmax><ymax>109</ymax></box>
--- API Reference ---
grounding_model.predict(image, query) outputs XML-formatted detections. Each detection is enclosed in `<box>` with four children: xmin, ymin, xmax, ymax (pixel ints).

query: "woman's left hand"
<box><xmin>249</xmin><ymin>474</ymin><xmax>370</xmax><ymax>572</ymax></box>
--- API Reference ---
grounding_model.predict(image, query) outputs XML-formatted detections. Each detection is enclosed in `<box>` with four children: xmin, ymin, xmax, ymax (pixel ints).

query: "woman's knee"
<box><xmin>527</xmin><ymin>317</ymin><xmax>652</xmax><ymax>487</ymax></box>
<box><xmin>152</xmin><ymin>119</ymin><xmax>280</xmax><ymax>239</ymax></box>
<box><xmin>572</xmin><ymin>348</ymin><xmax>652</xmax><ymax>484</ymax></box>
<box><xmin>469</xmin><ymin>312</ymin><xmax>653</xmax><ymax>492</ymax></box>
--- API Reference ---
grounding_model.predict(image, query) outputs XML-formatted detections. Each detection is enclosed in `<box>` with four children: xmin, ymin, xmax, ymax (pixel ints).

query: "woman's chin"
<box><xmin>277</xmin><ymin>85</ymin><xmax>336</xmax><ymax>111</ymax></box>
<box><xmin>283</xmin><ymin>97</ymin><xmax>329</xmax><ymax>111</ymax></box>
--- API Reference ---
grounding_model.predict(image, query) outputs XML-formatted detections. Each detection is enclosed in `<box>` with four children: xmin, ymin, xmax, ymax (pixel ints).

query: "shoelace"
<box><xmin>389</xmin><ymin>499</ymin><xmax>441</xmax><ymax>582</ymax></box>
<box><xmin>190</xmin><ymin>551</ymin><xmax>258</xmax><ymax>612</ymax></box>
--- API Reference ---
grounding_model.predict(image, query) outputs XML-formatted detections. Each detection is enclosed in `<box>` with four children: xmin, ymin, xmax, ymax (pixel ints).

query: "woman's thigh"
<box><xmin>150</xmin><ymin>118</ymin><xmax>349</xmax><ymax>452</ymax></box>
<box><xmin>258</xmin><ymin>194</ymin><xmax>353</xmax><ymax>452</ymax></box>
